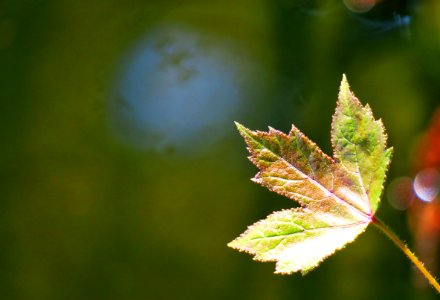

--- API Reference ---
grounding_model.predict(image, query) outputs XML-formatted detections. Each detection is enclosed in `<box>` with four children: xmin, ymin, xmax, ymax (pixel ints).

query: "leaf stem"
<box><xmin>372</xmin><ymin>216</ymin><xmax>440</xmax><ymax>293</ymax></box>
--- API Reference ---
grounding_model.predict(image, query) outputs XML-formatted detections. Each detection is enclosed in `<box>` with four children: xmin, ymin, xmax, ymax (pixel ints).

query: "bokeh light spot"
<box><xmin>387</xmin><ymin>177</ymin><xmax>414</xmax><ymax>210</ymax></box>
<box><xmin>343</xmin><ymin>0</ymin><xmax>376</xmax><ymax>13</ymax></box>
<box><xmin>110</xmin><ymin>24</ymin><xmax>259</xmax><ymax>152</ymax></box>
<box><xmin>413</xmin><ymin>168</ymin><xmax>440</xmax><ymax>203</ymax></box>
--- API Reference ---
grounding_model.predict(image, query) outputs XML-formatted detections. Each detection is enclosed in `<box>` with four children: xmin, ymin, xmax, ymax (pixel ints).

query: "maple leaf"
<box><xmin>228</xmin><ymin>75</ymin><xmax>393</xmax><ymax>274</ymax></box>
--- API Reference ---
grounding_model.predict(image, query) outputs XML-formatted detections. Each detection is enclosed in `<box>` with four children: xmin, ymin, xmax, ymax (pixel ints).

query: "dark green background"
<box><xmin>1</xmin><ymin>0</ymin><xmax>439</xmax><ymax>299</ymax></box>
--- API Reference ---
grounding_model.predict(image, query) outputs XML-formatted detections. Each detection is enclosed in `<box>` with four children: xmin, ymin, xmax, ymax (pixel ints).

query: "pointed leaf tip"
<box><xmin>339</xmin><ymin>74</ymin><xmax>352</xmax><ymax>98</ymax></box>
<box><xmin>342</xmin><ymin>73</ymin><xmax>347</xmax><ymax>83</ymax></box>
<box><xmin>235</xmin><ymin>122</ymin><xmax>256</xmax><ymax>145</ymax></box>
<box><xmin>234</xmin><ymin>121</ymin><xmax>247</xmax><ymax>135</ymax></box>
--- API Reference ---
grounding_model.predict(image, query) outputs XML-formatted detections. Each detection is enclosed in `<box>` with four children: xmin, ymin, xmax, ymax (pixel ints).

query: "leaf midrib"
<box><xmin>250</xmin><ymin>220</ymin><xmax>368</xmax><ymax>241</ymax></box>
<box><xmin>252</xmin><ymin>134</ymin><xmax>371</xmax><ymax>221</ymax></box>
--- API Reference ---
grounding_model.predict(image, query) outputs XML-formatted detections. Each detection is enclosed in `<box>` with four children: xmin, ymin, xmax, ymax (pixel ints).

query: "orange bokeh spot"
<box><xmin>343</xmin><ymin>0</ymin><xmax>376</xmax><ymax>13</ymax></box>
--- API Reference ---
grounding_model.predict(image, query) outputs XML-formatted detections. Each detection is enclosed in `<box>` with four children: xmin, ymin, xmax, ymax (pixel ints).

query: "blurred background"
<box><xmin>1</xmin><ymin>0</ymin><xmax>440</xmax><ymax>299</ymax></box>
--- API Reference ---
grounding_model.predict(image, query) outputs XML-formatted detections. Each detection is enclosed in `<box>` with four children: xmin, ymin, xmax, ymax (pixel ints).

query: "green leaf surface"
<box><xmin>228</xmin><ymin>208</ymin><xmax>368</xmax><ymax>274</ymax></box>
<box><xmin>332</xmin><ymin>75</ymin><xmax>392</xmax><ymax>213</ymax></box>
<box><xmin>229</xmin><ymin>75</ymin><xmax>392</xmax><ymax>274</ymax></box>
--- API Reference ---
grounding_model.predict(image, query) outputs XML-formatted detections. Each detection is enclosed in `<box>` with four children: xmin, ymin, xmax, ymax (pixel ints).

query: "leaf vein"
<box><xmin>250</xmin><ymin>221</ymin><xmax>367</xmax><ymax>241</ymax></box>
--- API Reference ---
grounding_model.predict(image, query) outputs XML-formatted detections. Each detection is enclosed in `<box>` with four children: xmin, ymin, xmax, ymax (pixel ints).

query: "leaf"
<box><xmin>332</xmin><ymin>77</ymin><xmax>392</xmax><ymax>213</ymax></box>
<box><xmin>228</xmin><ymin>75</ymin><xmax>392</xmax><ymax>274</ymax></box>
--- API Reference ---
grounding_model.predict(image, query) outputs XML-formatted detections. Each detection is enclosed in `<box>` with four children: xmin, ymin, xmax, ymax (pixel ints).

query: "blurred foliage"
<box><xmin>0</xmin><ymin>0</ymin><xmax>439</xmax><ymax>299</ymax></box>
